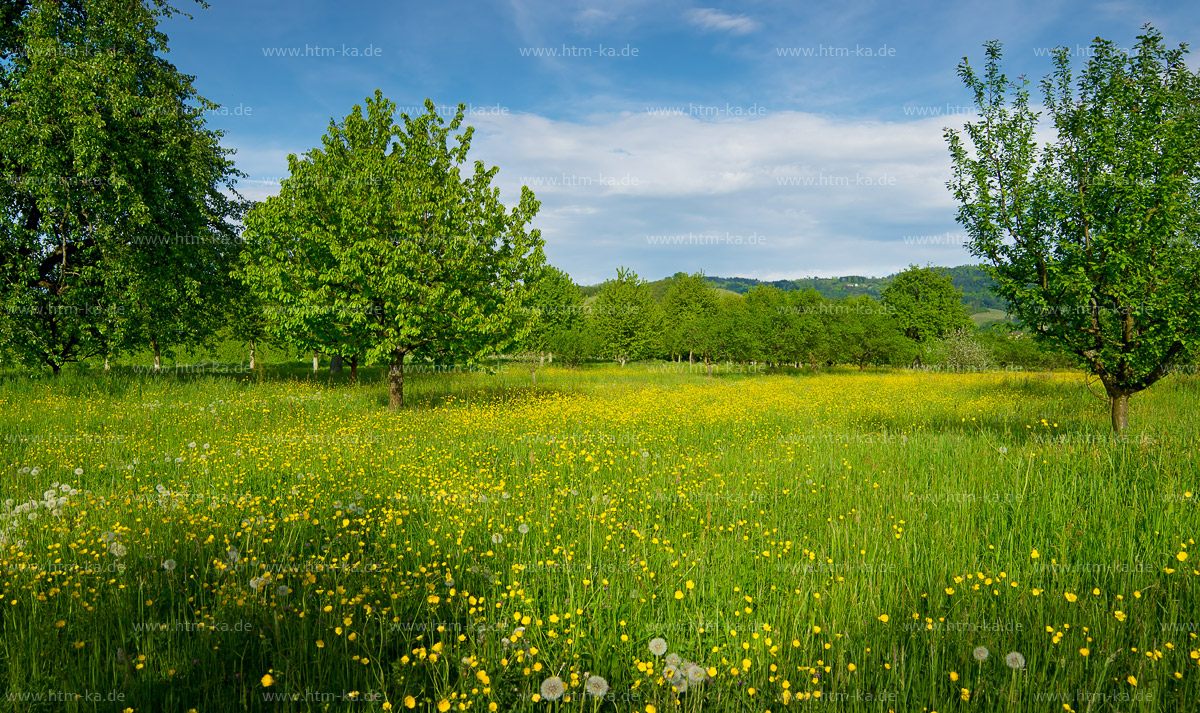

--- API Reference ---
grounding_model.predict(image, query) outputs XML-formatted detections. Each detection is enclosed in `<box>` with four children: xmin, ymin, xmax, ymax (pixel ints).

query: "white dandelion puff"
<box><xmin>649</xmin><ymin>638</ymin><xmax>668</xmax><ymax>657</ymax></box>
<box><xmin>974</xmin><ymin>646</ymin><xmax>989</xmax><ymax>662</ymax></box>
<box><xmin>1005</xmin><ymin>651</ymin><xmax>1025</xmax><ymax>669</ymax></box>
<box><xmin>539</xmin><ymin>676</ymin><xmax>565</xmax><ymax>701</ymax></box>
<box><xmin>585</xmin><ymin>675</ymin><xmax>609</xmax><ymax>697</ymax></box>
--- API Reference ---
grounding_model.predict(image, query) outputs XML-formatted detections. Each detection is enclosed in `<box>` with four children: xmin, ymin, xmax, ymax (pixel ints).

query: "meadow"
<box><xmin>0</xmin><ymin>363</ymin><xmax>1197</xmax><ymax>711</ymax></box>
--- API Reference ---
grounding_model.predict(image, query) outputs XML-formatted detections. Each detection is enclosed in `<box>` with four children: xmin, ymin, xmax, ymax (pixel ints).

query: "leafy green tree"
<box><xmin>947</xmin><ymin>27</ymin><xmax>1200</xmax><ymax>432</ymax></box>
<box><xmin>786</xmin><ymin>289</ymin><xmax>831</xmax><ymax>370</ymax></box>
<box><xmin>592</xmin><ymin>267</ymin><xmax>660</xmax><ymax>366</ymax></box>
<box><xmin>0</xmin><ymin>0</ymin><xmax>243</xmax><ymax>373</ymax></box>
<box><xmin>236</xmin><ymin>93</ymin><xmax>544</xmax><ymax>407</ymax></box>
<box><xmin>224</xmin><ymin>276</ymin><xmax>275</xmax><ymax>371</ymax></box>
<box><xmin>834</xmin><ymin>296</ymin><xmax>915</xmax><ymax>369</ymax></box>
<box><xmin>882</xmin><ymin>265</ymin><xmax>973</xmax><ymax>347</ymax></box>
<box><xmin>121</xmin><ymin>232</ymin><xmax>241</xmax><ymax>371</ymax></box>
<box><xmin>697</xmin><ymin>292</ymin><xmax>753</xmax><ymax>373</ymax></box>
<box><xmin>518</xmin><ymin>265</ymin><xmax>582</xmax><ymax>369</ymax></box>
<box><xmin>549</xmin><ymin>323</ymin><xmax>595</xmax><ymax>370</ymax></box>
<box><xmin>742</xmin><ymin>285</ymin><xmax>790</xmax><ymax>367</ymax></box>
<box><xmin>662</xmin><ymin>272</ymin><xmax>717</xmax><ymax>363</ymax></box>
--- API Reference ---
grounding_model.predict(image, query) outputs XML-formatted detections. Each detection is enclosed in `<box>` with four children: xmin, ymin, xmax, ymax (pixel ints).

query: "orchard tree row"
<box><xmin>517</xmin><ymin>265</ymin><xmax>998</xmax><ymax>373</ymax></box>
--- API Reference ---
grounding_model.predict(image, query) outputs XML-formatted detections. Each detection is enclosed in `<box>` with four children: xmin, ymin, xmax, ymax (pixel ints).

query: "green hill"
<box><xmin>579</xmin><ymin>265</ymin><xmax>1007</xmax><ymax>313</ymax></box>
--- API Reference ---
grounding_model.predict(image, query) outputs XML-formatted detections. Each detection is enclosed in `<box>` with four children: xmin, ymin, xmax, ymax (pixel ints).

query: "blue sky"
<box><xmin>161</xmin><ymin>0</ymin><xmax>1198</xmax><ymax>285</ymax></box>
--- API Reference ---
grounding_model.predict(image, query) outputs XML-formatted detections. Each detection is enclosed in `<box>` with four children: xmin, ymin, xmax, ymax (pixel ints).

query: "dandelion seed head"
<box><xmin>539</xmin><ymin>676</ymin><xmax>565</xmax><ymax>701</ymax></box>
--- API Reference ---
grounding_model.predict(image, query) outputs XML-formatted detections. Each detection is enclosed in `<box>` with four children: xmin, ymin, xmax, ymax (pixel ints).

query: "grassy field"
<box><xmin>0</xmin><ymin>363</ymin><xmax>1197</xmax><ymax>711</ymax></box>
<box><xmin>969</xmin><ymin>309</ymin><xmax>1011</xmax><ymax>329</ymax></box>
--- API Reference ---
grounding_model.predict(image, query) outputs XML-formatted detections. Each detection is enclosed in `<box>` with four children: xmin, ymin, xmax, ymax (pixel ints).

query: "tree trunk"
<box><xmin>349</xmin><ymin>355</ymin><xmax>358</xmax><ymax>382</ymax></box>
<box><xmin>531</xmin><ymin>368</ymin><xmax>537</xmax><ymax>385</ymax></box>
<box><xmin>312</xmin><ymin>350</ymin><xmax>319</xmax><ymax>373</ymax></box>
<box><xmin>619</xmin><ymin>357</ymin><xmax>627</xmax><ymax>367</ymax></box>
<box><xmin>330</xmin><ymin>354</ymin><xmax>343</xmax><ymax>375</ymax></box>
<box><xmin>248</xmin><ymin>340</ymin><xmax>256</xmax><ymax>370</ymax></box>
<box><xmin>104</xmin><ymin>356</ymin><xmax>111</xmax><ymax>371</ymax></box>
<box><xmin>51</xmin><ymin>361</ymin><xmax>61</xmax><ymax>376</ymax></box>
<box><xmin>389</xmin><ymin>350</ymin><xmax>406</xmax><ymax>409</ymax></box>
<box><xmin>152</xmin><ymin>341</ymin><xmax>161</xmax><ymax>372</ymax></box>
<box><xmin>1110</xmin><ymin>391</ymin><xmax>1130</xmax><ymax>434</ymax></box>
<box><xmin>688</xmin><ymin>349</ymin><xmax>693</xmax><ymax>364</ymax></box>
<box><xmin>539</xmin><ymin>353</ymin><xmax>545</xmax><ymax>368</ymax></box>
<box><xmin>707</xmin><ymin>362</ymin><xmax>713</xmax><ymax>377</ymax></box>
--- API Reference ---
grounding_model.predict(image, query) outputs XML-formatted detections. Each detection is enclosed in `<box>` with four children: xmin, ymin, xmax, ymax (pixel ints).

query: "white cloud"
<box><xmin>221</xmin><ymin>109</ymin><xmax>984</xmax><ymax>284</ymax></box>
<box><xmin>466</xmin><ymin>109</ymin><xmax>977</xmax><ymax>283</ymax></box>
<box><xmin>685</xmin><ymin>8</ymin><xmax>759</xmax><ymax>35</ymax></box>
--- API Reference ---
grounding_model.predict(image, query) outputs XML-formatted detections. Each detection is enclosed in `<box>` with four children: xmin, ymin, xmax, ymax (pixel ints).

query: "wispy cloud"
<box><xmin>465</xmin><ymin>108</ymin><xmax>973</xmax><ymax>283</ymax></box>
<box><xmin>163</xmin><ymin>0</ymin><xmax>1200</xmax><ymax>282</ymax></box>
<box><xmin>685</xmin><ymin>8</ymin><xmax>760</xmax><ymax>35</ymax></box>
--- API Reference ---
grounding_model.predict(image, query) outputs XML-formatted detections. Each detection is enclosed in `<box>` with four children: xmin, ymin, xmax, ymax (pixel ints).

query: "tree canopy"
<box><xmin>236</xmin><ymin>92</ymin><xmax>544</xmax><ymax>407</ymax></box>
<box><xmin>947</xmin><ymin>26</ymin><xmax>1200</xmax><ymax>431</ymax></box>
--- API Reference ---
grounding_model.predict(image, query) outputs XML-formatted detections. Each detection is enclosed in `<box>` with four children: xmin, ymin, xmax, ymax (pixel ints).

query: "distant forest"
<box><xmin>579</xmin><ymin>265</ymin><xmax>1005</xmax><ymax>313</ymax></box>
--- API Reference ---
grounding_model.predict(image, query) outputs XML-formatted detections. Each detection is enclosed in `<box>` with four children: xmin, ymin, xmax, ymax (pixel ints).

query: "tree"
<box><xmin>592</xmin><ymin>267</ymin><xmax>659</xmax><ymax>366</ymax></box>
<box><xmin>786</xmin><ymin>289</ymin><xmax>830</xmax><ymax>370</ymax></box>
<box><xmin>549</xmin><ymin>323</ymin><xmax>595</xmax><ymax>370</ymax></box>
<box><xmin>224</xmin><ymin>276</ymin><xmax>274</xmax><ymax>371</ymax></box>
<box><xmin>516</xmin><ymin>265</ymin><xmax>581</xmax><ymax>380</ymax></box>
<box><xmin>121</xmin><ymin>230</ymin><xmax>241</xmax><ymax>371</ymax></box>
<box><xmin>882</xmin><ymin>265</ymin><xmax>973</xmax><ymax>346</ymax></box>
<box><xmin>925</xmin><ymin>328</ymin><xmax>993</xmax><ymax>373</ymax></box>
<box><xmin>237</xmin><ymin>93</ymin><xmax>544</xmax><ymax>407</ymax></box>
<box><xmin>697</xmin><ymin>293</ymin><xmax>751</xmax><ymax>373</ymax></box>
<box><xmin>0</xmin><ymin>0</ymin><xmax>244</xmax><ymax>373</ymax></box>
<box><xmin>834</xmin><ymin>296</ymin><xmax>915</xmax><ymax>369</ymax></box>
<box><xmin>662</xmin><ymin>272</ymin><xmax>716</xmax><ymax>363</ymax></box>
<box><xmin>946</xmin><ymin>27</ymin><xmax>1200</xmax><ymax>432</ymax></box>
<box><xmin>743</xmin><ymin>285</ymin><xmax>790</xmax><ymax>368</ymax></box>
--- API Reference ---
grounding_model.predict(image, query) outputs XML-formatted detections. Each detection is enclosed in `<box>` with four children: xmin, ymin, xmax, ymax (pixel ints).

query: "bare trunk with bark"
<box><xmin>1109</xmin><ymin>389</ymin><xmax>1130</xmax><ymax>434</ymax></box>
<box><xmin>389</xmin><ymin>350</ymin><xmax>406</xmax><ymax>409</ymax></box>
